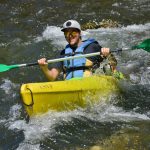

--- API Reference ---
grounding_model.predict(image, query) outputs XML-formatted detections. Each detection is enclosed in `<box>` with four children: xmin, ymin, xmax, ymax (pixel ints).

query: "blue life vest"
<box><xmin>64</xmin><ymin>38</ymin><xmax>96</xmax><ymax>80</ymax></box>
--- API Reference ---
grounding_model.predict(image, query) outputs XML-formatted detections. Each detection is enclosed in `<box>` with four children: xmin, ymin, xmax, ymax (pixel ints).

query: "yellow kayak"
<box><xmin>20</xmin><ymin>75</ymin><xmax>120</xmax><ymax>116</ymax></box>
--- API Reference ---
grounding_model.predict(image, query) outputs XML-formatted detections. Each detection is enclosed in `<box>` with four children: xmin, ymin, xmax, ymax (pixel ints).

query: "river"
<box><xmin>0</xmin><ymin>0</ymin><xmax>150</xmax><ymax>150</ymax></box>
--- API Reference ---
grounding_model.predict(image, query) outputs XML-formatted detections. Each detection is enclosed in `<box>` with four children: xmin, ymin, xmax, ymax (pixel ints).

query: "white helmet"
<box><xmin>61</xmin><ymin>20</ymin><xmax>81</xmax><ymax>32</ymax></box>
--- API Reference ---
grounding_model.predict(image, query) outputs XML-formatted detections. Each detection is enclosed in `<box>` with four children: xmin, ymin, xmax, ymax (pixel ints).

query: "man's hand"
<box><xmin>38</xmin><ymin>58</ymin><xmax>48</xmax><ymax>70</ymax></box>
<box><xmin>38</xmin><ymin>58</ymin><xmax>59</xmax><ymax>81</ymax></box>
<box><xmin>101</xmin><ymin>47</ymin><xmax>110</xmax><ymax>57</ymax></box>
<box><xmin>38</xmin><ymin>58</ymin><xmax>48</xmax><ymax>66</ymax></box>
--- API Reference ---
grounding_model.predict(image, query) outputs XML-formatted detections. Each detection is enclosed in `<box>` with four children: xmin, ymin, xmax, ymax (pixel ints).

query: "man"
<box><xmin>38</xmin><ymin>20</ymin><xmax>117</xmax><ymax>81</ymax></box>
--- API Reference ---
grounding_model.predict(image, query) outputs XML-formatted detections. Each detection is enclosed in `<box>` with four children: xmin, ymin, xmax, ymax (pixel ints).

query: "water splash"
<box><xmin>0</xmin><ymin>79</ymin><xmax>17</xmax><ymax>95</ymax></box>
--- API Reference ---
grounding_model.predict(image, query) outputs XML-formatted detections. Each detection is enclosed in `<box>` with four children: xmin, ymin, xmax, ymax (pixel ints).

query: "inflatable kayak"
<box><xmin>20</xmin><ymin>75</ymin><xmax>120</xmax><ymax>116</ymax></box>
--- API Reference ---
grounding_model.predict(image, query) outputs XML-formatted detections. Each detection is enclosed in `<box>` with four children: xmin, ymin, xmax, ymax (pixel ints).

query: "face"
<box><xmin>64</xmin><ymin>28</ymin><xmax>81</xmax><ymax>46</ymax></box>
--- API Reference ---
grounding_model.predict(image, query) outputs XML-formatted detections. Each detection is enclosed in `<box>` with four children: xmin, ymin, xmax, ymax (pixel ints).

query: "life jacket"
<box><xmin>63</xmin><ymin>38</ymin><xmax>96</xmax><ymax>80</ymax></box>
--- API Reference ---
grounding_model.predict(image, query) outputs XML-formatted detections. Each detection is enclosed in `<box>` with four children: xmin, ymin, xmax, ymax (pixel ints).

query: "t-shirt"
<box><xmin>51</xmin><ymin>41</ymin><xmax>103</xmax><ymax>72</ymax></box>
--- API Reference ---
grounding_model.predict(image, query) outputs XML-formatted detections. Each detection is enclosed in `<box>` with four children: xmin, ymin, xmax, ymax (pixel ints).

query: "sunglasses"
<box><xmin>64</xmin><ymin>31</ymin><xmax>79</xmax><ymax>38</ymax></box>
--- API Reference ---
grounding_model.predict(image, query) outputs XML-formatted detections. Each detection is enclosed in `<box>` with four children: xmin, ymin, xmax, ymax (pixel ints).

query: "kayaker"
<box><xmin>38</xmin><ymin>20</ymin><xmax>117</xmax><ymax>81</ymax></box>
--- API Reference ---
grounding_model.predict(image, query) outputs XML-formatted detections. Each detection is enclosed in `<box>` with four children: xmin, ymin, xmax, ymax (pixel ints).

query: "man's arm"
<box><xmin>38</xmin><ymin>58</ymin><xmax>61</xmax><ymax>81</ymax></box>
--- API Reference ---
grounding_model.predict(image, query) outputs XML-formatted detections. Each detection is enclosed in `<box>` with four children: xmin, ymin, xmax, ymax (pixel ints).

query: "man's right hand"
<box><xmin>38</xmin><ymin>58</ymin><xmax>48</xmax><ymax>65</ymax></box>
<box><xmin>38</xmin><ymin>58</ymin><xmax>60</xmax><ymax>81</ymax></box>
<box><xmin>38</xmin><ymin>58</ymin><xmax>48</xmax><ymax>70</ymax></box>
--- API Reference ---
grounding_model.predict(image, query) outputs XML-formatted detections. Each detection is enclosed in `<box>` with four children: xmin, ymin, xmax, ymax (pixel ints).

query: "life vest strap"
<box><xmin>65</xmin><ymin>66</ymin><xmax>92</xmax><ymax>74</ymax></box>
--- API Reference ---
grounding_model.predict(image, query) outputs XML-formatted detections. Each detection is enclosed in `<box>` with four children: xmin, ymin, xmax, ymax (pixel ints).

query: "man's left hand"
<box><xmin>101</xmin><ymin>47</ymin><xmax>110</xmax><ymax>57</ymax></box>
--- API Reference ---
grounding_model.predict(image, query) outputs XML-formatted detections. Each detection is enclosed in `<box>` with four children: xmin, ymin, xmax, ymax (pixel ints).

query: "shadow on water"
<box><xmin>117</xmin><ymin>83</ymin><xmax>150</xmax><ymax>114</ymax></box>
<box><xmin>39</xmin><ymin>118</ymin><xmax>150</xmax><ymax>150</ymax></box>
<box><xmin>40</xmin><ymin>117</ymin><xmax>124</xmax><ymax>150</ymax></box>
<box><xmin>0</xmin><ymin>127</ymin><xmax>24</xmax><ymax>150</ymax></box>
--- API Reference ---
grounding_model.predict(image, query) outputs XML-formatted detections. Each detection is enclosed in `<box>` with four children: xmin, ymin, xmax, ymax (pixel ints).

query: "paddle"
<box><xmin>0</xmin><ymin>38</ymin><xmax>149</xmax><ymax>73</ymax></box>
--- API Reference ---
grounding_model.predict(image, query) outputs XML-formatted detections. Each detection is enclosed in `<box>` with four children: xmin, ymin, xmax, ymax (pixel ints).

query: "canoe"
<box><xmin>20</xmin><ymin>75</ymin><xmax>120</xmax><ymax>116</ymax></box>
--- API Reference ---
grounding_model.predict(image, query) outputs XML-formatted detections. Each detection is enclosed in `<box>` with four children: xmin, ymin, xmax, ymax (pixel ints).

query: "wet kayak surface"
<box><xmin>0</xmin><ymin>0</ymin><xmax>150</xmax><ymax>149</ymax></box>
